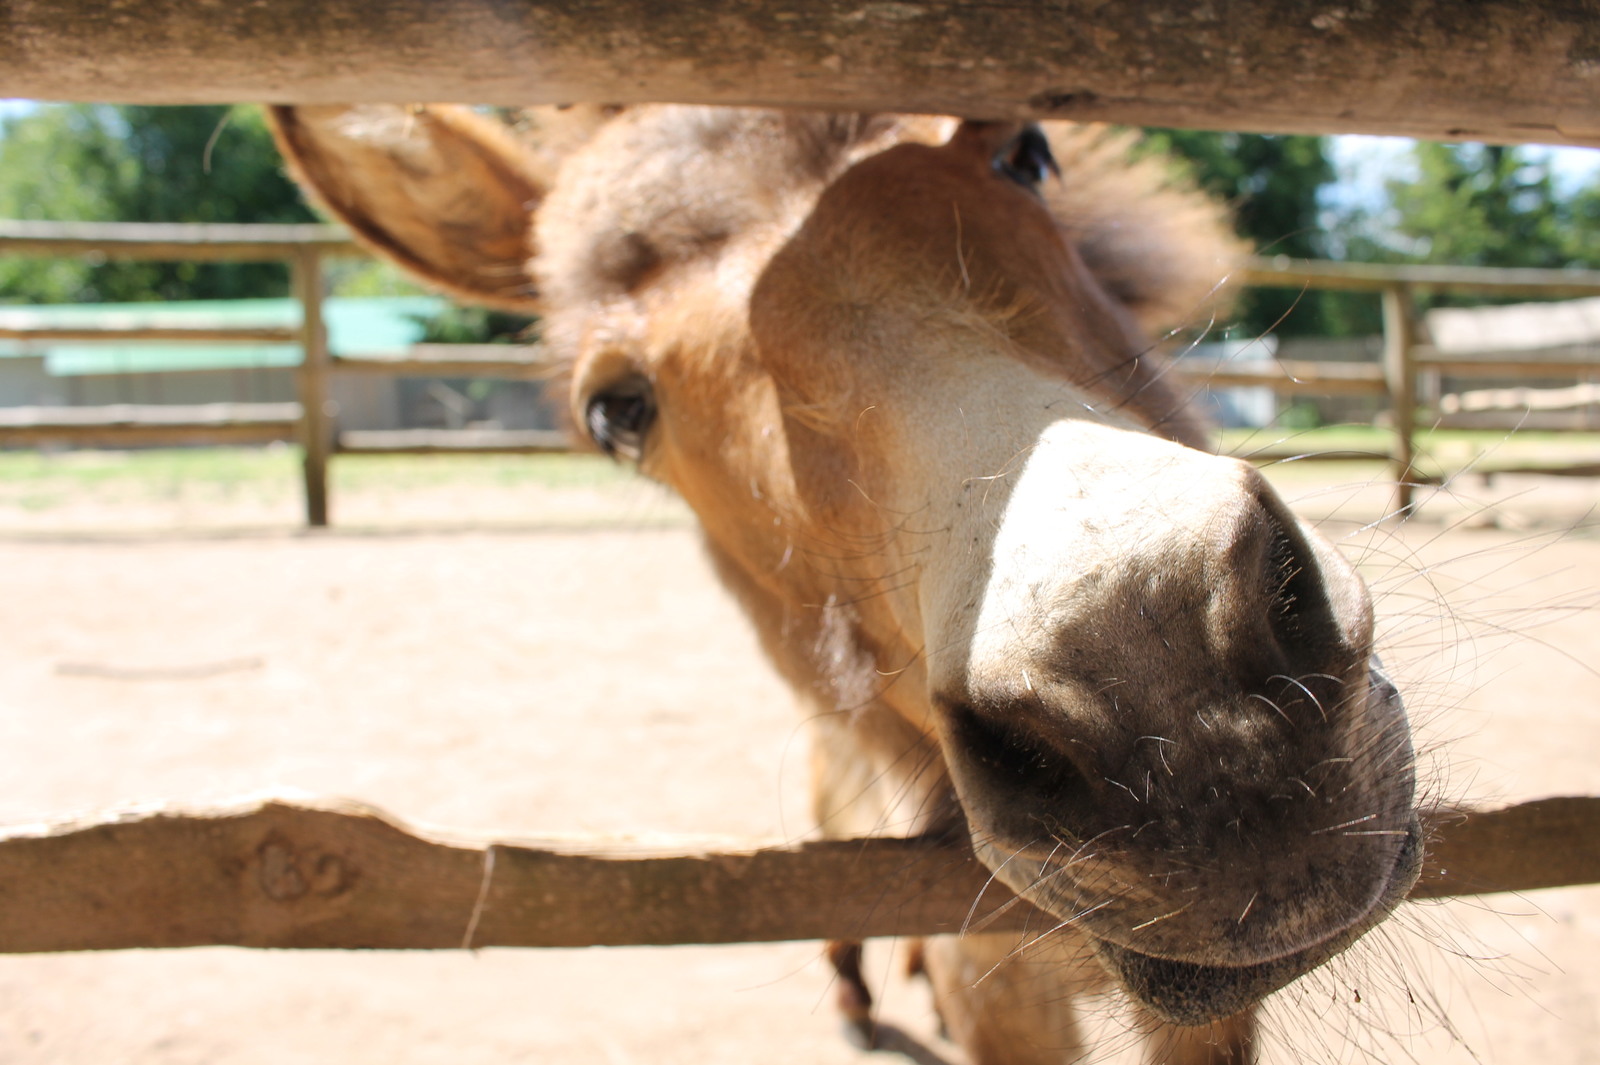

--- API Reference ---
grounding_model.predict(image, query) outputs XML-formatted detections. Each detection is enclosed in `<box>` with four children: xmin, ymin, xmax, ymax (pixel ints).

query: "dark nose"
<box><xmin>951</xmin><ymin>466</ymin><xmax>1372</xmax><ymax>760</ymax></box>
<box><xmin>937</xmin><ymin>463</ymin><xmax>1382</xmax><ymax>860</ymax></box>
<box><xmin>1201</xmin><ymin>465</ymin><xmax>1373</xmax><ymax>718</ymax></box>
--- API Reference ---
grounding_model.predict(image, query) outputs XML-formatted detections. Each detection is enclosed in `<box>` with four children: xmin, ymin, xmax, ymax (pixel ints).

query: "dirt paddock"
<box><xmin>1</xmin><ymin>461</ymin><xmax>1598</xmax><ymax>1064</ymax></box>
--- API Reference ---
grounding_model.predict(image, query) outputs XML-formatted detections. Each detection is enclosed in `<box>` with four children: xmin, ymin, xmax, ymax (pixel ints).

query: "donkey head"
<box><xmin>272</xmin><ymin>104</ymin><xmax>1419</xmax><ymax>1025</ymax></box>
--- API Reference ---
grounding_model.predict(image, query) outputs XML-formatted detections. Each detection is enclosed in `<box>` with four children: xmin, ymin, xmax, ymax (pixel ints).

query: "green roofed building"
<box><xmin>0</xmin><ymin>297</ymin><xmax>559</xmax><ymax>432</ymax></box>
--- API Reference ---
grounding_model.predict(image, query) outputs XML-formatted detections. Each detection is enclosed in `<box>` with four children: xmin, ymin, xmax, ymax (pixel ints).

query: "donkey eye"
<box><xmin>585</xmin><ymin>374</ymin><xmax>656</xmax><ymax>461</ymax></box>
<box><xmin>993</xmin><ymin>125</ymin><xmax>1060</xmax><ymax>190</ymax></box>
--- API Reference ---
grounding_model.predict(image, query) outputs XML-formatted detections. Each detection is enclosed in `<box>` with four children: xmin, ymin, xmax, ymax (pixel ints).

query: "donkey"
<box><xmin>270</xmin><ymin>105</ymin><xmax>1421</xmax><ymax>1064</ymax></box>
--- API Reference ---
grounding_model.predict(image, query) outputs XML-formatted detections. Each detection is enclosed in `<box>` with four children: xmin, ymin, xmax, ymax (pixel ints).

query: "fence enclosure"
<box><xmin>2</xmin><ymin>230</ymin><xmax>1600</xmax><ymax>954</ymax></box>
<box><xmin>4</xmin><ymin>220</ymin><xmax>1599</xmax><ymax>522</ymax></box>
<box><xmin>0</xmin><ymin>221</ymin><xmax>574</xmax><ymax>524</ymax></box>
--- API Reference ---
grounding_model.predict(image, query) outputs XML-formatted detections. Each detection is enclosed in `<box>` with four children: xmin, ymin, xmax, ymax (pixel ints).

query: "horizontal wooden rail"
<box><xmin>1</xmin><ymin>1</ymin><xmax>1596</xmax><ymax>147</ymax></box>
<box><xmin>336</xmin><ymin>428</ymin><xmax>573</xmax><ymax>454</ymax></box>
<box><xmin>0</xmin><ymin>403</ymin><xmax>301</xmax><ymax>448</ymax></box>
<box><xmin>0</xmin><ymin>795</ymin><xmax>1594</xmax><ymax>954</ymax></box>
<box><xmin>333</xmin><ymin>346</ymin><xmax>554</xmax><ymax>379</ymax></box>
<box><xmin>0</xmin><ymin>221</ymin><xmax>357</xmax><ymax>262</ymax></box>
<box><xmin>1415</xmin><ymin>353</ymin><xmax>1600</xmax><ymax>379</ymax></box>
<box><xmin>1243</xmin><ymin>260</ymin><xmax>1600</xmax><ymax>298</ymax></box>
<box><xmin>1433</xmin><ymin>415</ymin><xmax>1600</xmax><ymax>435</ymax></box>
<box><xmin>3</xmin><ymin>223</ymin><xmax>1598</xmax><ymax>517</ymax></box>
<box><xmin>1225</xmin><ymin>446</ymin><xmax>1394</xmax><ymax>466</ymax></box>
<box><xmin>1441</xmin><ymin>383</ymin><xmax>1600</xmax><ymax>416</ymax></box>
<box><xmin>1450</xmin><ymin>460</ymin><xmax>1600</xmax><ymax>477</ymax></box>
<box><xmin>1176</xmin><ymin>360</ymin><xmax>1389</xmax><ymax>396</ymax></box>
<box><xmin>0</xmin><ymin>325</ymin><xmax>300</xmax><ymax>343</ymax></box>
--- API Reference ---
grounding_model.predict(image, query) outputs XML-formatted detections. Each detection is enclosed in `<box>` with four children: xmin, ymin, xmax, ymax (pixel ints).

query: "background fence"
<box><xmin>3</xmin><ymin>220</ymin><xmax>1599</xmax><ymax>523</ymax></box>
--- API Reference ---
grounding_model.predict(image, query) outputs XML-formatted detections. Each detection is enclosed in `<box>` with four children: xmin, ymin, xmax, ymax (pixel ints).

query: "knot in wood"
<box><xmin>255</xmin><ymin>832</ymin><xmax>353</xmax><ymax>902</ymax></box>
<box><xmin>1028</xmin><ymin>88</ymin><xmax>1100</xmax><ymax>113</ymax></box>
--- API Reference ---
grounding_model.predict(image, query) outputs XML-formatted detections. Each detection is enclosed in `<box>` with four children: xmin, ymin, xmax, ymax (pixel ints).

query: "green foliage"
<box><xmin>1141</xmin><ymin>130</ymin><xmax>1359</xmax><ymax>337</ymax></box>
<box><xmin>1143</xmin><ymin>130</ymin><xmax>1333</xmax><ymax>259</ymax></box>
<box><xmin>324</xmin><ymin>257</ymin><xmax>431</xmax><ymax>299</ymax></box>
<box><xmin>1276</xmin><ymin>402</ymin><xmax>1325</xmax><ymax>430</ymax></box>
<box><xmin>0</xmin><ymin>104</ymin><xmax>316</xmax><ymax>303</ymax></box>
<box><xmin>1327</xmin><ymin>142</ymin><xmax>1599</xmax><ymax>326</ymax></box>
<box><xmin>1145</xmin><ymin>132</ymin><xmax>1599</xmax><ymax>337</ymax></box>
<box><xmin>1343</xmin><ymin>143</ymin><xmax>1600</xmax><ymax>271</ymax></box>
<box><xmin>411</xmin><ymin>305</ymin><xmax>539</xmax><ymax>345</ymax></box>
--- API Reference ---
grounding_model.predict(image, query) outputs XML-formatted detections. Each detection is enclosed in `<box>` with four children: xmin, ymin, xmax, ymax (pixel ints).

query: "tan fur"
<box><xmin>269</xmin><ymin>105</ymin><xmax>545</xmax><ymax>310</ymax></box>
<box><xmin>269</xmin><ymin>104</ymin><xmax>1420</xmax><ymax>1065</ymax></box>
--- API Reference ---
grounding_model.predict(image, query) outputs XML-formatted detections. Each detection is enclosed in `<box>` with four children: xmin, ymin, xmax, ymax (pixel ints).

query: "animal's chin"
<box><xmin>1091</xmin><ymin>816</ymin><xmax>1424</xmax><ymax>1026</ymax></box>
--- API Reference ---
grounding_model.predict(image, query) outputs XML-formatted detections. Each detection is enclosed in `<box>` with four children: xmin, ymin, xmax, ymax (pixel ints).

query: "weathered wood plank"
<box><xmin>1243</xmin><ymin>260</ymin><xmax>1600</xmax><ymax>297</ymax></box>
<box><xmin>1237</xmin><ymin>447</ymin><xmax>1395</xmax><ymax>465</ymax></box>
<box><xmin>0</xmin><ymin>221</ymin><xmax>357</xmax><ymax>262</ymax></box>
<box><xmin>1440</xmin><ymin>382</ymin><xmax>1600</xmax><ymax>415</ymax></box>
<box><xmin>1433</xmin><ymin>414</ymin><xmax>1600</xmax><ymax>434</ymax></box>
<box><xmin>1411</xmin><ymin>798</ymin><xmax>1600</xmax><ymax>899</ymax></box>
<box><xmin>1418</xmin><ymin>354</ymin><xmax>1600</xmax><ymax>378</ymax></box>
<box><xmin>1176</xmin><ymin>360</ymin><xmax>1389</xmax><ymax>396</ymax></box>
<box><xmin>336</xmin><ymin>428</ymin><xmax>573</xmax><ymax>454</ymax></box>
<box><xmin>0</xmin><ymin>403</ymin><xmax>302</xmax><ymax>448</ymax></box>
<box><xmin>333</xmin><ymin>346</ymin><xmax>554</xmax><ymax>379</ymax></box>
<box><xmin>0</xmin><ymin>403</ymin><xmax>303</xmax><ymax>427</ymax></box>
<box><xmin>0</xmin><ymin>797</ymin><xmax>1045</xmax><ymax>952</ymax></box>
<box><xmin>1</xmin><ymin>796</ymin><xmax>1595</xmax><ymax>954</ymax></box>
<box><xmin>0</xmin><ymin>1</ymin><xmax>1597</xmax><ymax>146</ymax></box>
<box><xmin>0</xmin><ymin>326</ymin><xmax>299</xmax><ymax>343</ymax></box>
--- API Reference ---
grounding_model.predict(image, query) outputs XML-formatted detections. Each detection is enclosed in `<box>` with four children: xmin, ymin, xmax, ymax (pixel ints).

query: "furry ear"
<box><xmin>1040</xmin><ymin>124</ymin><xmax>1245</xmax><ymax>336</ymax></box>
<box><xmin>268</xmin><ymin>104</ymin><xmax>547</xmax><ymax>311</ymax></box>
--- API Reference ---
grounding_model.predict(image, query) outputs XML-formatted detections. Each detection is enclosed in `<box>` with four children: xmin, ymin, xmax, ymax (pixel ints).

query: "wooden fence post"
<box><xmin>293</xmin><ymin>247</ymin><xmax>332</xmax><ymax>527</ymax></box>
<box><xmin>1381</xmin><ymin>283</ymin><xmax>1418</xmax><ymax>512</ymax></box>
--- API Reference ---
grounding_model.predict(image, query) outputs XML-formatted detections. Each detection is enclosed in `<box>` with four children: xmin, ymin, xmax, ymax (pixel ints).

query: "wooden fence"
<box><xmin>0</xmin><ymin>220</ymin><xmax>572</xmax><ymax>525</ymax></box>
<box><xmin>4</xmin><ymin>220</ymin><xmax>1599</xmax><ymax>522</ymax></box>
<box><xmin>5</xmin><ymin>1</ymin><xmax>1596</xmax><ymax>149</ymax></box>
<box><xmin>6</xmin><ymin>225</ymin><xmax>1600</xmax><ymax>957</ymax></box>
<box><xmin>1230</xmin><ymin>259</ymin><xmax>1600</xmax><ymax>508</ymax></box>
<box><xmin>5</xmin><ymin>793</ymin><xmax>1600</xmax><ymax>955</ymax></box>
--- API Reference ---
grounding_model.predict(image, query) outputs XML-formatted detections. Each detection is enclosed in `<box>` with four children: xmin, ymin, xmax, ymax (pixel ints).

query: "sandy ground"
<box><xmin>1</xmin><ymin>467</ymin><xmax>1598</xmax><ymax>1065</ymax></box>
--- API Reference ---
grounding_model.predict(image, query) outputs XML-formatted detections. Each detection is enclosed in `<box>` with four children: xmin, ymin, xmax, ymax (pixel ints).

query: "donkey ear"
<box><xmin>269</xmin><ymin>105</ymin><xmax>545</xmax><ymax>311</ymax></box>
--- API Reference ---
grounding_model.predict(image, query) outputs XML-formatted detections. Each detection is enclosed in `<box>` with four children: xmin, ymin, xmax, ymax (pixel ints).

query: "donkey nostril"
<box><xmin>1264</xmin><ymin>518</ymin><xmax>1306</xmax><ymax>646</ymax></box>
<box><xmin>947</xmin><ymin>701</ymin><xmax>1094</xmax><ymax>806</ymax></box>
<box><xmin>1256</xmin><ymin>509</ymin><xmax>1340</xmax><ymax>672</ymax></box>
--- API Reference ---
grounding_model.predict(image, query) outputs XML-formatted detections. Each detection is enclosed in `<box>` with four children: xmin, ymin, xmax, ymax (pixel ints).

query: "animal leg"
<box><xmin>826</xmin><ymin>939</ymin><xmax>878</xmax><ymax>1047</ymax></box>
<box><xmin>1140</xmin><ymin>1009</ymin><xmax>1255</xmax><ymax>1065</ymax></box>
<box><xmin>805</xmin><ymin>702</ymin><xmax>962</xmax><ymax>1048</ymax></box>
<box><xmin>920</xmin><ymin>933</ymin><xmax>1094</xmax><ymax>1065</ymax></box>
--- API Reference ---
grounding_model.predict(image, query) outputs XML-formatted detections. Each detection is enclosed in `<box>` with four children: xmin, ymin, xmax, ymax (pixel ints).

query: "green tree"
<box><xmin>1329</xmin><ymin>142</ymin><xmax>1600</xmax><ymax>325</ymax></box>
<box><xmin>1140</xmin><ymin>130</ymin><xmax>1350</xmax><ymax>336</ymax></box>
<box><xmin>1377</xmin><ymin>142</ymin><xmax>1597</xmax><ymax>270</ymax></box>
<box><xmin>0</xmin><ymin>104</ymin><xmax>317</xmax><ymax>303</ymax></box>
<box><xmin>1144</xmin><ymin>130</ymin><xmax>1332</xmax><ymax>259</ymax></box>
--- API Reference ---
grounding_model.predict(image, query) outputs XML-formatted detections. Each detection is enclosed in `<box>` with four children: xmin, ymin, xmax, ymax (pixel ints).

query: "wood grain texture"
<box><xmin>0</xmin><ymin>404</ymin><xmax>302</xmax><ymax>448</ymax></box>
<box><xmin>1</xmin><ymin>1</ymin><xmax>1597</xmax><ymax>146</ymax></box>
<box><xmin>0</xmin><ymin>221</ymin><xmax>358</xmax><ymax>263</ymax></box>
<box><xmin>2</xmin><ymin>796</ymin><xmax>1596</xmax><ymax>954</ymax></box>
